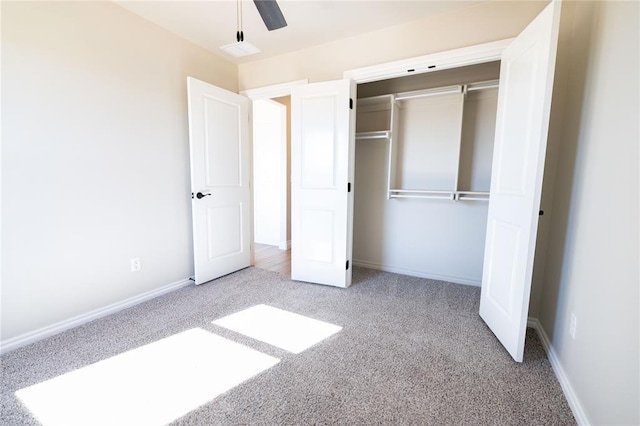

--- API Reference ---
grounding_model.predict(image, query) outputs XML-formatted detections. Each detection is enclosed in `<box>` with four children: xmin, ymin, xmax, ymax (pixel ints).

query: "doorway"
<box><xmin>252</xmin><ymin>97</ymin><xmax>292</xmax><ymax>275</ymax></box>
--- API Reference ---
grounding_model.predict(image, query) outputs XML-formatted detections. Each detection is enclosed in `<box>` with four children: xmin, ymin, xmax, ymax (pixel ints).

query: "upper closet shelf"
<box><xmin>357</xmin><ymin>79</ymin><xmax>500</xmax><ymax>104</ymax></box>
<box><xmin>394</xmin><ymin>84</ymin><xmax>462</xmax><ymax>101</ymax></box>
<box><xmin>357</xmin><ymin>94</ymin><xmax>394</xmax><ymax>113</ymax></box>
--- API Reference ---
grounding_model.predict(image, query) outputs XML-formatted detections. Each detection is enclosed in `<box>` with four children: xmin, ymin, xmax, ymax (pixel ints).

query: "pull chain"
<box><xmin>236</xmin><ymin>0</ymin><xmax>244</xmax><ymax>42</ymax></box>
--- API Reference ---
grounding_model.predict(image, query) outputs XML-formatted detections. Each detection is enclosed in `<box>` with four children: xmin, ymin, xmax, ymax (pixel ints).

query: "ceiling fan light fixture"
<box><xmin>219</xmin><ymin>41</ymin><xmax>262</xmax><ymax>58</ymax></box>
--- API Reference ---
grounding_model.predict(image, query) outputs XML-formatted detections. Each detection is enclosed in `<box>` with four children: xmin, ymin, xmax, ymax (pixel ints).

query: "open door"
<box><xmin>291</xmin><ymin>79</ymin><xmax>356</xmax><ymax>288</ymax></box>
<box><xmin>187</xmin><ymin>77</ymin><xmax>251</xmax><ymax>285</ymax></box>
<box><xmin>480</xmin><ymin>1</ymin><xmax>562</xmax><ymax>362</ymax></box>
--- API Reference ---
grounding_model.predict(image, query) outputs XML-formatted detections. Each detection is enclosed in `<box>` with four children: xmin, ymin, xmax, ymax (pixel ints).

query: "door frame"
<box><xmin>343</xmin><ymin>39</ymin><xmax>513</xmax><ymax>84</ymax></box>
<box><xmin>241</xmin><ymin>79</ymin><xmax>308</xmax><ymax>100</ymax></box>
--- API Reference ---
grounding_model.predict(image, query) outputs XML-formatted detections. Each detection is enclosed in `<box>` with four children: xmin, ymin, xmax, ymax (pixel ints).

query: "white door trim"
<box><xmin>241</xmin><ymin>79</ymin><xmax>309</xmax><ymax>100</ymax></box>
<box><xmin>343</xmin><ymin>39</ymin><xmax>513</xmax><ymax>84</ymax></box>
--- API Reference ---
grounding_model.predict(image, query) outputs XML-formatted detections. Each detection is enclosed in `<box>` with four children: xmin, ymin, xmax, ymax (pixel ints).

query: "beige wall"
<box><xmin>1</xmin><ymin>1</ymin><xmax>236</xmax><ymax>342</ymax></box>
<box><xmin>238</xmin><ymin>1</ymin><xmax>546</xmax><ymax>90</ymax></box>
<box><xmin>539</xmin><ymin>1</ymin><xmax>639</xmax><ymax>424</ymax></box>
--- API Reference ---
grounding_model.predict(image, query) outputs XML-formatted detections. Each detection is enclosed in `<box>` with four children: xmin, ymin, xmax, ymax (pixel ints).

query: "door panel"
<box><xmin>301</xmin><ymin>209</ymin><xmax>335</xmax><ymax>263</ymax></box>
<box><xmin>480</xmin><ymin>1</ymin><xmax>562</xmax><ymax>362</ymax></box>
<box><xmin>300</xmin><ymin>96</ymin><xmax>337</xmax><ymax>188</ymax></box>
<box><xmin>291</xmin><ymin>79</ymin><xmax>355</xmax><ymax>288</ymax></box>
<box><xmin>204</xmin><ymin>98</ymin><xmax>241</xmax><ymax>187</ymax></box>
<box><xmin>206</xmin><ymin>204</ymin><xmax>242</xmax><ymax>259</ymax></box>
<box><xmin>187</xmin><ymin>77</ymin><xmax>251</xmax><ymax>285</ymax></box>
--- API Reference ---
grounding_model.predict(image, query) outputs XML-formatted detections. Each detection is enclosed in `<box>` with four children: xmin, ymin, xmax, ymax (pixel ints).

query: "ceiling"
<box><xmin>116</xmin><ymin>0</ymin><xmax>482</xmax><ymax>63</ymax></box>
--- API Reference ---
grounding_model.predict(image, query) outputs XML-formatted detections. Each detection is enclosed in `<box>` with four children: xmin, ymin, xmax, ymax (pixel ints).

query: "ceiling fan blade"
<box><xmin>253</xmin><ymin>0</ymin><xmax>287</xmax><ymax>31</ymax></box>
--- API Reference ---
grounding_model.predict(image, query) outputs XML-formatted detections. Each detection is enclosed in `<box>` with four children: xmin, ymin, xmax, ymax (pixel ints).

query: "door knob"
<box><xmin>196</xmin><ymin>192</ymin><xmax>212</xmax><ymax>199</ymax></box>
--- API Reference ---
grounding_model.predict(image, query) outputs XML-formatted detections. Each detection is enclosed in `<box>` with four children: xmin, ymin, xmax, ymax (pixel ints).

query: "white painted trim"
<box><xmin>278</xmin><ymin>240</ymin><xmax>291</xmax><ymax>250</ymax></box>
<box><xmin>241</xmin><ymin>79</ymin><xmax>308</xmax><ymax>100</ymax></box>
<box><xmin>0</xmin><ymin>278</ymin><xmax>192</xmax><ymax>354</ymax></box>
<box><xmin>353</xmin><ymin>259</ymin><xmax>481</xmax><ymax>287</ymax></box>
<box><xmin>527</xmin><ymin>318</ymin><xmax>590</xmax><ymax>426</ymax></box>
<box><xmin>344</xmin><ymin>39</ymin><xmax>514</xmax><ymax>84</ymax></box>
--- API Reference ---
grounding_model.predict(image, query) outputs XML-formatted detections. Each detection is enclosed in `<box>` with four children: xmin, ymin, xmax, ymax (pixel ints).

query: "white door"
<box><xmin>480</xmin><ymin>1</ymin><xmax>562</xmax><ymax>362</ymax></box>
<box><xmin>187</xmin><ymin>77</ymin><xmax>251</xmax><ymax>285</ymax></box>
<box><xmin>291</xmin><ymin>79</ymin><xmax>356</xmax><ymax>287</ymax></box>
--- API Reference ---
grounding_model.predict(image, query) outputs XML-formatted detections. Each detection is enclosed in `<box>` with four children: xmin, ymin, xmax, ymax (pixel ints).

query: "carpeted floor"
<box><xmin>0</xmin><ymin>267</ymin><xmax>575</xmax><ymax>425</ymax></box>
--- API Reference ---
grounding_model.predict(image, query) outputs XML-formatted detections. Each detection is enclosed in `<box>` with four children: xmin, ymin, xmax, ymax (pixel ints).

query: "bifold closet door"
<box><xmin>479</xmin><ymin>0</ymin><xmax>562</xmax><ymax>362</ymax></box>
<box><xmin>291</xmin><ymin>79</ymin><xmax>356</xmax><ymax>288</ymax></box>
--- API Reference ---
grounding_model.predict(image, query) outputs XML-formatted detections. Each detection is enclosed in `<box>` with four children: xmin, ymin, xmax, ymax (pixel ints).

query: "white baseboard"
<box><xmin>0</xmin><ymin>277</ymin><xmax>192</xmax><ymax>355</ymax></box>
<box><xmin>527</xmin><ymin>317</ymin><xmax>590</xmax><ymax>426</ymax></box>
<box><xmin>352</xmin><ymin>259</ymin><xmax>481</xmax><ymax>287</ymax></box>
<box><xmin>278</xmin><ymin>240</ymin><xmax>291</xmax><ymax>250</ymax></box>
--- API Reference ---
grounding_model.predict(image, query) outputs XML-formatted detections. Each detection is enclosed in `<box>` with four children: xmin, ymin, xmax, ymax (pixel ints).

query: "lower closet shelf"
<box><xmin>388</xmin><ymin>189</ymin><xmax>490</xmax><ymax>201</ymax></box>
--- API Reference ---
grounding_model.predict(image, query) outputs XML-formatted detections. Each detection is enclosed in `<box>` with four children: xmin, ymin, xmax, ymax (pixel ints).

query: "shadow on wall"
<box><xmin>539</xmin><ymin>0</ymin><xmax>596</xmax><ymax>347</ymax></box>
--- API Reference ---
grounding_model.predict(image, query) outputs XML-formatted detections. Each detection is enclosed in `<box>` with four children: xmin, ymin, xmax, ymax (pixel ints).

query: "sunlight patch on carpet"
<box><xmin>213</xmin><ymin>304</ymin><xmax>342</xmax><ymax>354</ymax></box>
<box><xmin>16</xmin><ymin>328</ymin><xmax>279</xmax><ymax>426</ymax></box>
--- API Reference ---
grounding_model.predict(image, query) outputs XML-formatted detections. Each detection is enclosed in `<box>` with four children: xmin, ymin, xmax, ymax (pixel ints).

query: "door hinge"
<box><xmin>349</xmin><ymin>98</ymin><xmax>353</xmax><ymax>110</ymax></box>
<box><xmin>347</xmin><ymin>182</ymin><xmax>351</xmax><ymax>193</ymax></box>
<box><xmin>346</xmin><ymin>260</ymin><xmax>350</xmax><ymax>270</ymax></box>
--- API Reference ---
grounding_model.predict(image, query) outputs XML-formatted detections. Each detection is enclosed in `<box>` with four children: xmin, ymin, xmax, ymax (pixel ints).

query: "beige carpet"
<box><xmin>0</xmin><ymin>267</ymin><xmax>575</xmax><ymax>425</ymax></box>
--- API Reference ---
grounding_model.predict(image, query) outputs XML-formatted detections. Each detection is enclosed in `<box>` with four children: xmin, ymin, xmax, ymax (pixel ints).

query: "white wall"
<box><xmin>1</xmin><ymin>1</ymin><xmax>237</xmax><ymax>345</ymax></box>
<box><xmin>252</xmin><ymin>99</ymin><xmax>285</xmax><ymax>246</ymax></box>
<box><xmin>538</xmin><ymin>1</ymin><xmax>639</xmax><ymax>424</ymax></box>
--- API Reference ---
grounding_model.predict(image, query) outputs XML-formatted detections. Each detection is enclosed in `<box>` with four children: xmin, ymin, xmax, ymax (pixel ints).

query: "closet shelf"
<box><xmin>394</xmin><ymin>85</ymin><xmax>462</xmax><ymax>102</ymax></box>
<box><xmin>457</xmin><ymin>191</ymin><xmax>490</xmax><ymax>201</ymax></box>
<box><xmin>388</xmin><ymin>189</ymin><xmax>490</xmax><ymax>201</ymax></box>
<box><xmin>356</xmin><ymin>131</ymin><xmax>390</xmax><ymax>140</ymax></box>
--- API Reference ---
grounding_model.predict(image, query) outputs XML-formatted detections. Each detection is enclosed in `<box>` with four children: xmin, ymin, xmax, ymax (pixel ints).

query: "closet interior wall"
<box><xmin>353</xmin><ymin>62</ymin><xmax>501</xmax><ymax>286</ymax></box>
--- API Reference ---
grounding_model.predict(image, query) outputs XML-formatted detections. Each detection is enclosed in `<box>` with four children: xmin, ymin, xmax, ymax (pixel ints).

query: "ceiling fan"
<box><xmin>224</xmin><ymin>0</ymin><xmax>287</xmax><ymax>58</ymax></box>
<box><xmin>237</xmin><ymin>0</ymin><xmax>287</xmax><ymax>41</ymax></box>
<box><xmin>253</xmin><ymin>0</ymin><xmax>287</xmax><ymax>31</ymax></box>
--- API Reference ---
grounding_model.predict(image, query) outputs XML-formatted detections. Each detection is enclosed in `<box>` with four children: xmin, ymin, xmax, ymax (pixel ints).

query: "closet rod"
<box><xmin>394</xmin><ymin>85</ymin><xmax>462</xmax><ymax>101</ymax></box>
<box><xmin>466</xmin><ymin>80</ymin><xmax>499</xmax><ymax>92</ymax></box>
<box><xmin>390</xmin><ymin>79</ymin><xmax>500</xmax><ymax>102</ymax></box>
<box><xmin>389</xmin><ymin>189</ymin><xmax>452</xmax><ymax>194</ymax></box>
<box><xmin>390</xmin><ymin>194</ymin><xmax>454</xmax><ymax>200</ymax></box>
<box><xmin>356</xmin><ymin>131</ymin><xmax>390</xmax><ymax>140</ymax></box>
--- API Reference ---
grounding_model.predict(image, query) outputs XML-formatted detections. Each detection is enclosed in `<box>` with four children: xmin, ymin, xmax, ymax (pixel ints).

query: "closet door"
<box><xmin>291</xmin><ymin>79</ymin><xmax>356</xmax><ymax>287</ymax></box>
<box><xmin>480</xmin><ymin>0</ymin><xmax>561</xmax><ymax>362</ymax></box>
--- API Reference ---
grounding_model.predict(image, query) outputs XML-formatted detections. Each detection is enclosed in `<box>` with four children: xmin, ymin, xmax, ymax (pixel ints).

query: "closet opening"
<box><xmin>352</xmin><ymin>61</ymin><xmax>501</xmax><ymax>286</ymax></box>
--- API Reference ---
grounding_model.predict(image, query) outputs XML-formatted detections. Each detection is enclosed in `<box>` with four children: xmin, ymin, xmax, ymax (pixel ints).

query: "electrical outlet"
<box><xmin>569</xmin><ymin>313</ymin><xmax>577</xmax><ymax>339</ymax></box>
<box><xmin>130</xmin><ymin>257</ymin><xmax>141</xmax><ymax>272</ymax></box>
